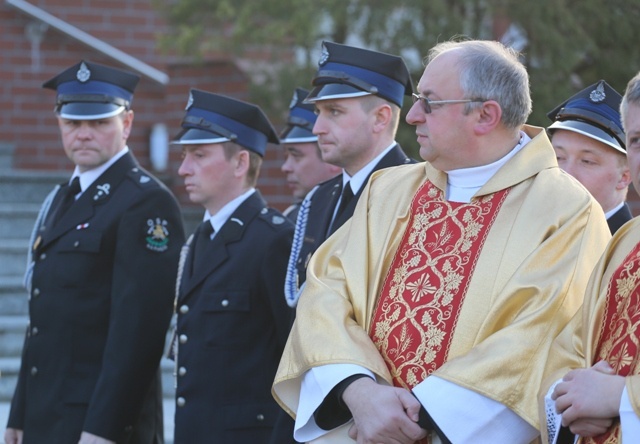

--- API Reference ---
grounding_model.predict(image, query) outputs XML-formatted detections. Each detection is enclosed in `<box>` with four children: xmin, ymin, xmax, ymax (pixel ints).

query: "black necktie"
<box><xmin>335</xmin><ymin>181</ymin><xmax>354</xmax><ymax>221</ymax></box>
<box><xmin>192</xmin><ymin>221</ymin><xmax>214</xmax><ymax>268</ymax></box>
<box><xmin>51</xmin><ymin>177</ymin><xmax>81</xmax><ymax>226</ymax></box>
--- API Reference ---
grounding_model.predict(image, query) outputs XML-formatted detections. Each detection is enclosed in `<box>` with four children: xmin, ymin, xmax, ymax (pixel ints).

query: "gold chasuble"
<box><xmin>274</xmin><ymin>126</ymin><xmax>611</xmax><ymax>443</ymax></box>
<box><xmin>541</xmin><ymin>218</ymin><xmax>640</xmax><ymax>444</ymax></box>
<box><xmin>371</xmin><ymin>182</ymin><xmax>508</xmax><ymax>388</ymax></box>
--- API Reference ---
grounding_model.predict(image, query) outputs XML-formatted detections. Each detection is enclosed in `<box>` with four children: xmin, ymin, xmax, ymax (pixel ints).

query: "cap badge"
<box><xmin>76</xmin><ymin>62</ymin><xmax>91</xmax><ymax>83</ymax></box>
<box><xmin>589</xmin><ymin>82</ymin><xmax>606</xmax><ymax>103</ymax></box>
<box><xmin>319</xmin><ymin>45</ymin><xmax>329</xmax><ymax>66</ymax></box>
<box><xmin>146</xmin><ymin>217</ymin><xmax>170</xmax><ymax>252</ymax></box>
<box><xmin>289</xmin><ymin>91</ymin><xmax>298</xmax><ymax>110</ymax></box>
<box><xmin>185</xmin><ymin>92</ymin><xmax>194</xmax><ymax>110</ymax></box>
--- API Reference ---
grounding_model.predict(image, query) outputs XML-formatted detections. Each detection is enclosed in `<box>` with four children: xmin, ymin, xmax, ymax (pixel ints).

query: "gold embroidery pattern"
<box><xmin>585</xmin><ymin>242</ymin><xmax>640</xmax><ymax>444</ymax></box>
<box><xmin>370</xmin><ymin>181</ymin><xmax>508</xmax><ymax>389</ymax></box>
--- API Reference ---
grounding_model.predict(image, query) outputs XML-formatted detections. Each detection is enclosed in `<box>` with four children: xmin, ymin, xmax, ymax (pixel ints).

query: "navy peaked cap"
<box><xmin>172</xmin><ymin>89</ymin><xmax>279</xmax><ymax>156</ymax></box>
<box><xmin>547</xmin><ymin>80</ymin><xmax>625</xmax><ymax>153</ymax></box>
<box><xmin>280</xmin><ymin>88</ymin><xmax>317</xmax><ymax>144</ymax></box>
<box><xmin>306</xmin><ymin>41</ymin><xmax>414</xmax><ymax>107</ymax></box>
<box><xmin>43</xmin><ymin>60</ymin><xmax>140</xmax><ymax>120</ymax></box>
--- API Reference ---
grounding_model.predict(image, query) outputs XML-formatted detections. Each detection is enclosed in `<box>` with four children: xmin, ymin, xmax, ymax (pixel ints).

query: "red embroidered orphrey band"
<box><xmin>370</xmin><ymin>180</ymin><xmax>508</xmax><ymax>389</ymax></box>
<box><xmin>586</xmin><ymin>242</ymin><xmax>640</xmax><ymax>444</ymax></box>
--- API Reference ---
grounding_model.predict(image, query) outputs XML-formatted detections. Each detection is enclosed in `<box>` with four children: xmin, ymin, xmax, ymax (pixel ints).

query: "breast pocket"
<box><xmin>54</xmin><ymin>232</ymin><xmax>104</xmax><ymax>288</ymax></box>
<box><xmin>200</xmin><ymin>290</ymin><xmax>251</xmax><ymax>347</ymax></box>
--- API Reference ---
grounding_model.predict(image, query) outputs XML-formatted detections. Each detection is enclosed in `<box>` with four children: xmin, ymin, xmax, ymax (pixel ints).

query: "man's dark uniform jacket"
<box><xmin>608</xmin><ymin>202</ymin><xmax>633</xmax><ymax>234</ymax></box>
<box><xmin>173</xmin><ymin>190</ymin><xmax>295</xmax><ymax>444</ymax></box>
<box><xmin>295</xmin><ymin>144</ymin><xmax>414</xmax><ymax>285</ymax></box>
<box><xmin>7</xmin><ymin>152</ymin><xmax>185</xmax><ymax>443</ymax></box>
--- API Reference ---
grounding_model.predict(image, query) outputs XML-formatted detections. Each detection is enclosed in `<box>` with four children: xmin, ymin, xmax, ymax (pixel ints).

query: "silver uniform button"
<box><xmin>31</xmin><ymin>326</ymin><xmax>39</xmax><ymax>336</ymax></box>
<box><xmin>30</xmin><ymin>367</ymin><xmax>38</xmax><ymax>376</ymax></box>
<box><xmin>73</xmin><ymin>241</ymin><xmax>80</xmax><ymax>247</ymax></box>
<box><xmin>179</xmin><ymin>305</ymin><xmax>189</xmax><ymax>314</ymax></box>
<box><xmin>179</xmin><ymin>334</ymin><xmax>188</xmax><ymax>344</ymax></box>
<box><xmin>39</xmin><ymin>253</ymin><xmax>46</xmax><ymax>260</ymax></box>
<box><xmin>33</xmin><ymin>288</ymin><xmax>40</xmax><ymax>298</ymax></box>
<box><xmin>256</xmin><ymin>414</ymin><xmax>265</xmax><ymax>421</ymax></box>
<box><xmin>221</xmin><ymin>299</ymin><xmax>229</xmax><ymax>307</ymax></box>
<box><xmin>177</xmin><ymin>397</ymin><xmax>186</xmax><ymax>407</ymax></box>
<box><xmin>178</xmin><ymin>367</ymin><xmax>187</xmax><ymax>376</ymax></box>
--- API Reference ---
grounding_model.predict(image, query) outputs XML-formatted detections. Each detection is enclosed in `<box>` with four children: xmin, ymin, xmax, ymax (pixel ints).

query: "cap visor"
<box><xmin>549</xmin><ymin>120</ymin><xmax>625</xmax><ymax>154</ymax></box>
<box><xmin>171</xmin><ymin>127</ymin><xmax>231</xmax><ymax>145</ymax></box>
<box><xmin>305</xmin><ymin>84</ymin><xmax>372</xmax><ymax>103</ymax></box>
<box><xmin>280</xmin><ymin>125</ymin><xmax>317</xmax><ymax>144</ymax></box>
<box><xmin>58</xmin><ymin>102</ymin><xmax>125</xmax><ymax>120</ymax></box>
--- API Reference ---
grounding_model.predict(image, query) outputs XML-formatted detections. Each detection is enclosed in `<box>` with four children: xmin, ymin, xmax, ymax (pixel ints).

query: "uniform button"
<box><xmin>256</xmin><ymin>414</ymin><xmax>265</xmax><ymax>421</ymax></box>
<box><xmin>179</xmin><ymin>334</ymin><xmax>188</xmax><ymax>344</ymax></box>
<box><xmin>178</xmin><ymin>367</ymin><xmax>187</xmax><ymax>376</ymax></box>
<box><xmin>30</xmin><ymin>366</ymin><xmax>38</xmax><ymax>376</ymax></box>
<box><xmin>177</xmin><ymin>397</ymin><xmax>186</xmax><ymax>407</ymax></box>
<box><xmin>179</xmin><ymin>305</ymin><xmax>189</xmax><ymax>314</ymax></box>
<box><xmin>73</xmin><ymin>241</ymin><xmax>80</xmax><ymax>247</ymax></box>
<box><xmin>31</xmin><ymin>327</ymin><xmax>38</xmax><ymax>336</ymax></box>
<box><xmin>33</xmin><ymin>288</ymin><xmax>40</xmax><ymax>298</ymax></box>
<box><xmin>221</xmin><ymin>299</ymin><xmax>229</xmax><ymax>307</ymax></box>
<box><xmin>39</xmin><ymin>253</ymin><xmax>46</xmax><ymax>260</ymax></box>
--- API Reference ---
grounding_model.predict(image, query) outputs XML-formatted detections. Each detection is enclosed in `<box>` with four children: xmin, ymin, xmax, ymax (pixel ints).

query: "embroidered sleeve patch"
<box><xmin>146</xmin><ymin>217</ymin><xmax>170</xmax><ymax>252</ymax></box>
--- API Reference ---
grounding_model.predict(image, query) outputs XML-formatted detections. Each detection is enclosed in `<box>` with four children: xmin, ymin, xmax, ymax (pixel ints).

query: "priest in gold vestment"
<box><xmin>273</xmin><ymin>40</ymin><xmax>611</xmax><ymax>444</ymax></box>
<box><xmin>540</xmin><ymin>73</ymin><xmax>640</xmax><ymax>444</ymax></box>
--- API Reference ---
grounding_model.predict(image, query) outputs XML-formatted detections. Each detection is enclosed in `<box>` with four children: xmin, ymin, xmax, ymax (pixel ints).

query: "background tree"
<box><xmin>155</xmin><ymin>0</ymin><xmax>640</xmax><ymax>159</ymax></box>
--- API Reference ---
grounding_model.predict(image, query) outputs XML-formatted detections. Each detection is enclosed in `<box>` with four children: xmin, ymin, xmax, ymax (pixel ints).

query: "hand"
<box><xmin>567</xmin><ymin>417</ymin><xmax>614</xmax><ymax>437</ymax></box>
<box><xmin>342</xmin><ymin>377</ymin><xmax>427</xmax><ymax>444</ymax></box>
<box><xmin>552</xmin><ymin>361</ymin><xmax>624</xmax><ymax>426</ymax></box>
<box><xmin>4</xmin><ymin>428</ymin><xmax>23</xmax><ymax>444</ymax></box>
<box><xmin>78</xmin><ymin>431</ymin><xmax>116</xmax><ymax>444</ymax></box>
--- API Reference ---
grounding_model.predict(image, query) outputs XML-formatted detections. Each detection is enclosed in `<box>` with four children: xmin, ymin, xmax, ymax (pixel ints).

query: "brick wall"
<box><xmin>1</xmin><ymin>0</ymin><xmax>292</xmax><ymax>212</ymax></box>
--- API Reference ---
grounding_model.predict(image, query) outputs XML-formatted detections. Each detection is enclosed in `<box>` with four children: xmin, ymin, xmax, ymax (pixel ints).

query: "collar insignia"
<box><xmin>93</xmin><ymin>183</ymin><xmax>111</xmax><ymax>201</ymax></box>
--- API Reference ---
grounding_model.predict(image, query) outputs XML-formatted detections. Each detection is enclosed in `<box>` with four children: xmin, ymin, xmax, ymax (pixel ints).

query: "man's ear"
<box><xmin>372</xmin><ymin>103</ymin><xmax>392</xmax><ymax>134</ymax></box>
<box><xmin>474</xmin><ymin>100</ymin><xmax>501</xmax><ymax>136</ymax></box>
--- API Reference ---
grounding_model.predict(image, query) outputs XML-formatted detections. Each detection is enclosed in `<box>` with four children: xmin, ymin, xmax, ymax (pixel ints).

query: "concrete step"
<box><xmin>0</xmin><ymin>316</ymin><xmax>28</xmax><ymax>359</ymax></box>
<box><xmin>0</xmin><ymin>203</ymin><xmax>40</xmax><ymax>239</ymax></box>
<box><xmin>0</xmin><ymin>238</ymin><xmax>28</xmax><ymax>277</ymax></box>
<box><xmin>0</xmin><ymin>170</ymin><xmax>68</xmax><ymax>204</ymax></box>
<box><xmin>0</xmin><ymin>277</ymin><xmax>28</xmax><ymax>316</ymax></box>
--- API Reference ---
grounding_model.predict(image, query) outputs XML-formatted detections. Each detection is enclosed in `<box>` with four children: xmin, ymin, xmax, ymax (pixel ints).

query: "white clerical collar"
<box><xmin>71</xmin><ymin>146</ymin><xmax>129</xmax><ymax>194</ymax></box>
<box><xmin>203</xmin><ymin>188</ymin><xmax>256</xmax><ymax>237</ymax></box>
<box><xmin>446</xmin><ymin>132</ymin><xmax>530</xmax><ymax>203</ymax></box>
<box><xmin>342</xmin><ymin>141</ymin><xmax>397</xmax><ymax>195</ymax></box>
<box><xmin>605</xmin><ymin>201</ymin><xmax>625</xmax><ymax>219</ymax></box>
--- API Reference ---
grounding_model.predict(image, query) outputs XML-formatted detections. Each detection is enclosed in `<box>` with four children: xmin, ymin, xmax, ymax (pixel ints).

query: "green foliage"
<box><xmin>155</xmin><ymin>0</ymin><xmax>640</xmax><ymax>148</ymax></box>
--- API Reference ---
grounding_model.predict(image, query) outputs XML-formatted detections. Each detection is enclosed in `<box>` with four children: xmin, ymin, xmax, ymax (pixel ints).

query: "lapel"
<box><xmin>39</xmin><ymin>153</ymin><xmax>138</xmax><ymax>250</ymax></box>
<box><xmin>607</xmin><ymin>202</ymin><xmax>633</xmax><ymax>234</ymax></box>
<box><xmin>328</xmin><ymin>144</ymin><xmax>413</xmax><ymax>235</ymax></box>
<box><xmin>179</xmin><ymin>191</ymin><xmax>267</xmax><ymax>301</ymax></box>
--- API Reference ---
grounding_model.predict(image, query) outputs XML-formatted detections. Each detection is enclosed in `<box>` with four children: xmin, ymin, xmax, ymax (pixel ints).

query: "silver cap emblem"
<box><xmin>76</xmin><ymin>62</ymin><xmax>91</xmax><ymax>83</ymax></box>
<box><xmin>589</xmin><ymin>82</ymin><xmax>606</xmax><ymax>103</ymax></box>
<box><xmin>185</xmin><ymin>91</ymin><xmax>194</xmax><ymax>110</ymax></box>
<box><xmin>319</xmin><ymin>45</ymin><xmax>329</xmax><ymax>66</ymax></box>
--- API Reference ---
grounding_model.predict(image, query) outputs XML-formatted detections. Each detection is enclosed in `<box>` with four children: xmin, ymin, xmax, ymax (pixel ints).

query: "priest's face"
<box><xmin>406</xmin><ymin>50</ymin><xmax>478</xmax><ymax>171</ymax></box>
<box><xmin>312</xmin><ymin>97</ymin><xmax>377</xmax><ymax>175</ymax></box>
<box><xmin>624</xmin><ymin>103</ymin><xmax>640</xmax><ymax>194</ymax></box>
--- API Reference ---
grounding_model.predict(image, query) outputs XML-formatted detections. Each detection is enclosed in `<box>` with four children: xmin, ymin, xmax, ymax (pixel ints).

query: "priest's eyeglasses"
<box><xmin>411</xmin><ymin>93</ymin><xmax>485</xmax><ymax>114</ymax></box>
